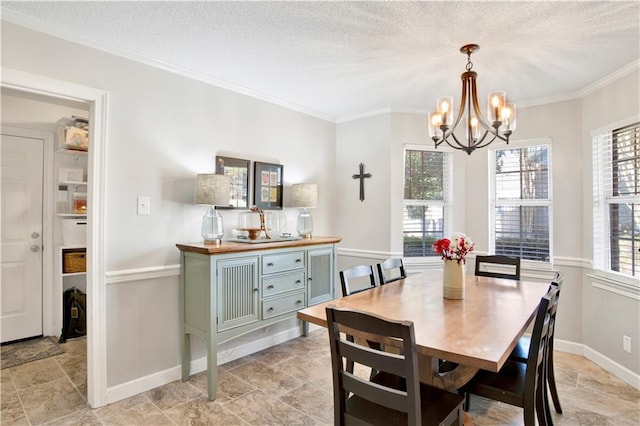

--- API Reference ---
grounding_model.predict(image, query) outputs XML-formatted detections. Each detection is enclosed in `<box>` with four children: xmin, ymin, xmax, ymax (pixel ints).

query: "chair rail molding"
<box><xmin>337</xmin><ymin>247</ymin><xmax>402</xmax><ymax>260</ymax></box>
<box><xmin>105</xmin><ymin>264</ymin><xmax>181</xmax><ymax>285</ymax></box>
<box><xmin>587</xmin><ymin>271</ymin><xmax>640</xmax><ymax>301</ymax></box>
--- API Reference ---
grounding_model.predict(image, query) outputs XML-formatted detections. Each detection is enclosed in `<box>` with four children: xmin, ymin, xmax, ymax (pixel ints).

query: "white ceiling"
<box><xmin>3</xmin><ymin>1</ymin><xmax>639</xmax><ymax>122</ymax></box>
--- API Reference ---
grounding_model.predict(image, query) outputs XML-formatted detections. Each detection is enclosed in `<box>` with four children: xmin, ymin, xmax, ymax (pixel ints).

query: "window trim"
<box><xmin>488</xmin><ymin>139</ymin><xmax>553</xmax><ymax>264</ymax></box>
<box><xmin>591</xmin><ymin>116</ymin><xmax>640</xmax><ymax>295</ymax></box>
<box><xmin>402</xmin><ymin>144</ymin><xmax>454</xmax><ymax>258</ymax></box>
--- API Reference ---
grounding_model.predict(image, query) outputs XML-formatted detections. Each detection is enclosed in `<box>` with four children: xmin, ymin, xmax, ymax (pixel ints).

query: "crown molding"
<box><xmin>516</xmin><ymin>91</ymin><xmax>581</xmax><ymax>109</ymax></box>
<box><xmin>1</xmin><ymin>10</ymin><xmax>336</xmax><ymax>123</ymax></box>
<box><xmin>336</xmin><ymin>108</ymin><xmax>392</xmax><ymax>123</ymax></box>
<box><xmin>578</xmin><ymin>59</ymin><xmax>640</xmax><ymax>98</ymax></box>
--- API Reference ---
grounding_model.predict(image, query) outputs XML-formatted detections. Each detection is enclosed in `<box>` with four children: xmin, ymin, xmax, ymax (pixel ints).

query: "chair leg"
<box><xmin>547</xmin><ymin>346</ymin><xmax>563</xmax><ymax>414</ymax></box>
<box><xmin>542</xmin><ymin>369</ymin><xmax>554</xmax><ymax>426</ymax></box>
<box><xmin>537</xmin><ymin>361</ymin><xmax>553</xmax><ymax>426</ymax></box>
<box><xmin>463</xmin><ymin>392</ymin><xmax>470</xmax><ymax>412</ymax></box>
<box><xmin>533</xmin><ymin>381</ymin><xmax>547</xmax><ymax>426</ymax></box>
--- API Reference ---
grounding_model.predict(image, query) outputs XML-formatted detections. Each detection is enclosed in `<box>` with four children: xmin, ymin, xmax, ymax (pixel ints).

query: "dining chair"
<box><xmin>326</xmin><ymin>305</ymin><xmax>465</xmax><ymax>426</ymax></box>
<box><xmin>461</xmin><ymin>286</ymin><xmax>558</xmax><ymax>426</ymax></box>
<box><xmin>338</xmin><ymin>264</ymin><xmax>378</xmax><ymax>375</ymax></box>
<box><xmin>339</xmin><ymin>264</ymin><xmax>377</xmax><ymax>297</ymax></box>
<box><xmin>509</xmin><ymin>272</ymin><xmax>564</xmax><ymax>415</ymax></box>
<box><xmin>474</xmin><ymin>255</ymin><xmax>521</xmax><ymax>280</ymax></box>
<box><xmin>376</xmin><ymin>258</ymin><xmax>407</xmax><ymax>285</ymax></box>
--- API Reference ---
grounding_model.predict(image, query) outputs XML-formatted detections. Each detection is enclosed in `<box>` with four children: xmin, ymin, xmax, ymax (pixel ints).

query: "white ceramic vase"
<box><xmin>443</xmin><ymin>259</ymin><xmax>465</xmax><ymax>299</ymax></box>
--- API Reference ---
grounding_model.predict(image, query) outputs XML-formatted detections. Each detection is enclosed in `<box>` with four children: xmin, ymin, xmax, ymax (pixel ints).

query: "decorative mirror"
<box><xmin>215</xmin><ymin>156</ymin><xmax>250</xmax><ymax>209</ymax></box>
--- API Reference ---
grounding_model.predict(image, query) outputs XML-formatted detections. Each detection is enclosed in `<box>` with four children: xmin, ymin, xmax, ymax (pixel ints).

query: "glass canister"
<box><xmin>72</xmin><ymin>192</ymin><xmax>87</xmax><ymax>214</ymax></box>
<box><xmin>265</xmin><ymin>212</ymin><xmax>287</xmax><ymax>236</ymax></box>
<box><xmin>237</xmin><ymin>210</ymin><xmax>262</xmax><ymax>239</ymax></box>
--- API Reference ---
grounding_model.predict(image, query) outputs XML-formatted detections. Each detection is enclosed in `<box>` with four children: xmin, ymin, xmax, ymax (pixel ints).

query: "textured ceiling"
<box><xmin>2</xmin><ymin>1</ymin><xmax>639</xmax><ymax>121</ymax></box>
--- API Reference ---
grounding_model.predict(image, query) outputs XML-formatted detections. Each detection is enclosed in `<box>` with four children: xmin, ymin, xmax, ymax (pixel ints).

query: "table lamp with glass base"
<box><xmin>291</xmin><ymin>183</ymin><xmax>318</xmax><ymax>239</ymax></box>
<box><xmin>195</xmin><ymin>174</ymin><xmax>231</xmax><ymax>245</ymax></box>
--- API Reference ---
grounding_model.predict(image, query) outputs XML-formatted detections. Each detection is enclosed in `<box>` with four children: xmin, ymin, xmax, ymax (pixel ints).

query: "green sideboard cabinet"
<box><xmin>176</xmin><ymin>236</ymin><xmax>341</xmax><ymax>400</ymax></box>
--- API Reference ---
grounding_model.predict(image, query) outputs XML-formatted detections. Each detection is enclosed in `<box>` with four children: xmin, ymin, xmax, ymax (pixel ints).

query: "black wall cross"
<box><xmin>352</xmin><ymin>163</ymin><xmax>372</xmax><ymax>202</ymax></box>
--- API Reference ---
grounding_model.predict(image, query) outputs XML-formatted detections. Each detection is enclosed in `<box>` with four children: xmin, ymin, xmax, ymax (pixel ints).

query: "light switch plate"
<box><xmin>137</xmin><ymin>196</ymin><xmax>150</xmax><ymax>215</ymax></box>
<box><xmin>623</xmin><ymin>335</ymin><xmax>632</xmax><ymax>353</ymax></box>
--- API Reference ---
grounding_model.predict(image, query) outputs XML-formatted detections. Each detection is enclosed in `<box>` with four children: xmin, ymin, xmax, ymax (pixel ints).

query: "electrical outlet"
<box><xmin>137</xmin><ymin>196</ymin><xmax>151</xmax><ymax>215</ymax></box>
<box><xmin>623</xmin><ymin>335</ymin><xmax>632</xmax><ymax>354</ymax></box>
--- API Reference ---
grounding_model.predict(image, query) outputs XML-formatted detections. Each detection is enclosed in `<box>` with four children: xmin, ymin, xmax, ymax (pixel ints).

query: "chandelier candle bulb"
<box><xmin>488</xmin><ymin>91</ymin><xmax>506</xmax><ymax>123</ymax></box>
<box><xmin>429</xmin><ymin>111</ymin><xmax>443</xmax><ymax>139</ymax></box>
<box><xmin>437</xmin><ymin>96</ymin><xmax>454</xmax><ymax>126</ymax></box>
<box><xmin>470</xmin><ymin>115</ymin><xmax>480</xmax><ymax>141</ymax></box>
<box><xmin>501</xmin><ymin>103</ymin><xmax>517</xmax><ymax>133</ymax></box>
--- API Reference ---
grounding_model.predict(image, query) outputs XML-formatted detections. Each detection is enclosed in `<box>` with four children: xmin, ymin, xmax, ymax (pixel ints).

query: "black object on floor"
<box><xmin>59</xmin><ymin>287</ymin><xmax>86</xmax><ymax>343</ymax></box>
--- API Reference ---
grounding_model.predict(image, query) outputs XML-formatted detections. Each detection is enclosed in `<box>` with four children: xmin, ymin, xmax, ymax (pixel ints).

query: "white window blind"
<box><xmin>593</xmin><ymin>122</ymin><xmax>640</xmax><ymax>277</ymax></box>
<box><xmin>490</xmin><ymin>144</ymin><xmax>552</xmax><ymax>261</ymax></box>
<box><xmin>403</xmin><ymin>149</ymin><xmax>452</xmax><ymax>257</ymax></box>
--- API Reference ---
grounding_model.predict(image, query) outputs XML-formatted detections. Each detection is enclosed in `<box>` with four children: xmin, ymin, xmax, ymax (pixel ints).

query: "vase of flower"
<box><xmin>443</xmin><ymin>259</ymin><xmax>465</xmax><ymax>299</ymax></box>
<box><xmin>433</xmin><ymin>232</ymin><xmax>474</xmax><ymax>300</ymax></box>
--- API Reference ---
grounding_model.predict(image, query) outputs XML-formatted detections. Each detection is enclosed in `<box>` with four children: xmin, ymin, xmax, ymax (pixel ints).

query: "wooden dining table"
<box><xmin>297</xmin><ymin>270</ymin><xmax>550</xmax><ymax>391</ymax></box>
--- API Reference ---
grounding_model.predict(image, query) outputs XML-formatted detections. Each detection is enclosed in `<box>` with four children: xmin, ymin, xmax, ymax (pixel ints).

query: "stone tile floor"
<box><xmin>1</xmin><ymin>331</ymin><xmax>638</xmax><ymax>425</ymax></box>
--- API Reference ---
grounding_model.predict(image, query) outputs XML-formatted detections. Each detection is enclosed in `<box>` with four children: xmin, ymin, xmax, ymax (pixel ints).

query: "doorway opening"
<box><xmin>1</xmin><ymin>68</ymin><xmax>108</xmax><ymax>408</ymax></box>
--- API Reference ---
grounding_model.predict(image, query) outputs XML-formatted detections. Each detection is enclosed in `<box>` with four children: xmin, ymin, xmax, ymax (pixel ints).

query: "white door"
<box><xmin>1</xmin><ymin>134</ymin><xmax>44</xmax><ymax>343</ymax></box>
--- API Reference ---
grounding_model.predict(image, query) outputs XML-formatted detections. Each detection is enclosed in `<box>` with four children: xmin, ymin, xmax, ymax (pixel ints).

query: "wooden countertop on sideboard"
<box><xmin>176</xmin><ymin>236</ymin><xmax>342</xmax><ymax>256</ymax></box>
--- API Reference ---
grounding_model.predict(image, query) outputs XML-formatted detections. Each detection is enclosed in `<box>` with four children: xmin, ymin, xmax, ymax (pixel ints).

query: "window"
<box><xmin>593</xmin><ymin>122</ymin><xmax>640</xmax><ymax>277</ymax></box>
<box><xmin>403</xmin><ymin>148</ymin><xmax>452</xmax><ymax>257</ymax></box>
<box><xmin>490</xmin><ymin>144</ymin><xmax>552</xmax><ymax>261</ymax></box>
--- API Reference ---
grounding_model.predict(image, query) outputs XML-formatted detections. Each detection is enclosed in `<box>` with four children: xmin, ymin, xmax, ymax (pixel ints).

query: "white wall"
<box><xmin>2</xmin><ymin>21</ymin><xmax>336</xmax><ymax>389</ymax></box>
<box><xmin>581</xmin><ymin>71</ymin><xmax>640</xmax><ymax>374</ymax></box>
<box><xmin>335</xmin><ymin>114</ymin><xmax>391</xmax><ymax>253</ymax></box>
<box><xmin>2</xmin><ymin>88</ymin><xmax>89</xmax><ymax>131</ymax></box>
<box><xmin>335</xmin><ymin>71</ymin><xmax>640</xmax><ymax>379</ymax></box>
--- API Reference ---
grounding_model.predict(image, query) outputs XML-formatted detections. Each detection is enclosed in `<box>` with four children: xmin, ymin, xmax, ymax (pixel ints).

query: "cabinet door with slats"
<box><xmin>217</xmin><ymin>256</ymin><xmax>260</xmax><ymax>332</ymax></box>
<box><xmin>307</xmin><ymin>247</ymin><xmax>335</xmax><ymax>306</ymax></box>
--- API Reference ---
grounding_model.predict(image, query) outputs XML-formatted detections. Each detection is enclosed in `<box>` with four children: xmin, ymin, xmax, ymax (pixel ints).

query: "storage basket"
<box><xmin>63</xmin><ymin>250</ymin><xmax>86</xmax><ymax>273</ymax></box>
<box><xmin>56</xmin><ymin>117</ymin><xmax>89</xmax><ymax>151</ymax></box>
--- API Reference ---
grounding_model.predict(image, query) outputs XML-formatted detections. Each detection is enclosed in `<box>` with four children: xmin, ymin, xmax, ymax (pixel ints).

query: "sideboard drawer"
<box><xmin>262</xmin><ymin>271</ymin><xmax>305</xmax><ymax>297</ymax></box>
<box><xmin>262</xmin><ymin>251</ymin><xmax>305</xmax><ymax>274</ymax></box>
<box><xmin>262</xmin><ymin>291</ymin><xmax>306</xmax><ymax>319</ymax></box>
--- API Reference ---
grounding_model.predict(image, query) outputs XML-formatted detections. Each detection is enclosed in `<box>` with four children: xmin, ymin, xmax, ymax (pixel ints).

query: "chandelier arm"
<box><xmin>472</xmin><ymin>131</ymin><xmax>497</xmax><ymax>149</ymax></box>
<box><xmin>450</xmin><ymin>73</ymin><xmax>469</xmax><ymax>133</ymax></box>
<box><xmin>470</xmin><ymin>77</ymin><xmax>494</xmax><ymax>131</ymax></box>
<box><xmin>442</xmin><ymin>73</ymin><xmax>469</xmax><ymax>142</ymax></box>
<box><xmin>474</xmin><ymin>131</ymin><xmax>512</xmax><ymax>150</ymax></box>
<box><xmin>434</xmin><ymin>137</ymin><xmax>447</xmax><ymax>149</ymax></box>
<box><xmin>448</xmin><ymin>131</ymin><xmax>472</xmax><ymax>151</ymax></box>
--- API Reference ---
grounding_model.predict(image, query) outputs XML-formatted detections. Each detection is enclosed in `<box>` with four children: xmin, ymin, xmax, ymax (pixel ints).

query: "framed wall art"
<box><xmin>215</xmin><ymin>156</ymin><xmax>250</xmax><ymax>208</ymax></box>
<box><xmin>253</xmin><ymin>161</ymin><xmax>283</xmax><ymax>210</ymax></box>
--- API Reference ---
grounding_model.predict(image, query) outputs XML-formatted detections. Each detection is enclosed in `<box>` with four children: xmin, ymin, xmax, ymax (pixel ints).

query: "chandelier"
<box><xmin>429</xmin><ymin>44</ymin><xmax>517</xmax><ymax>155</ymax></box>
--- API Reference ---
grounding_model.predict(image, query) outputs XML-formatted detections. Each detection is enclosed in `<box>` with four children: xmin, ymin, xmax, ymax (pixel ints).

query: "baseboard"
<box><xmin>554</xmin><ymin>339</ymin><xmax>639</xmax><ymax>390</ymax></box>
<box><xmin>105</xmin><ymin>332</ymin><xmax>639</xmax><ymax>404</ymax></box>
<box><xmin>105</xmin><ymin>325</ymin><xmax>305</xmax><ymax>404</ymax></box>
<box><xmin>554</xmin><ymin>338</ymin><xmax>585</xmax><ymax>356</ymax></box>
<box><xmin>583</xmin><ymin>345</ymin><xmax>640</xmax><ymax>390</ymax></box>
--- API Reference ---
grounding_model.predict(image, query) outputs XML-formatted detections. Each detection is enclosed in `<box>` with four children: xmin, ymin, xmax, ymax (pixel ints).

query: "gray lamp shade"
<box><xmin>291</xmin><ymin>183</ymin><xmax>318</xmax><ymax>208</ymax></box>
<box><xmin>195</xmin><ymin>174</ymin><xmax>231</xmax><ymax>206</ymax></box>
